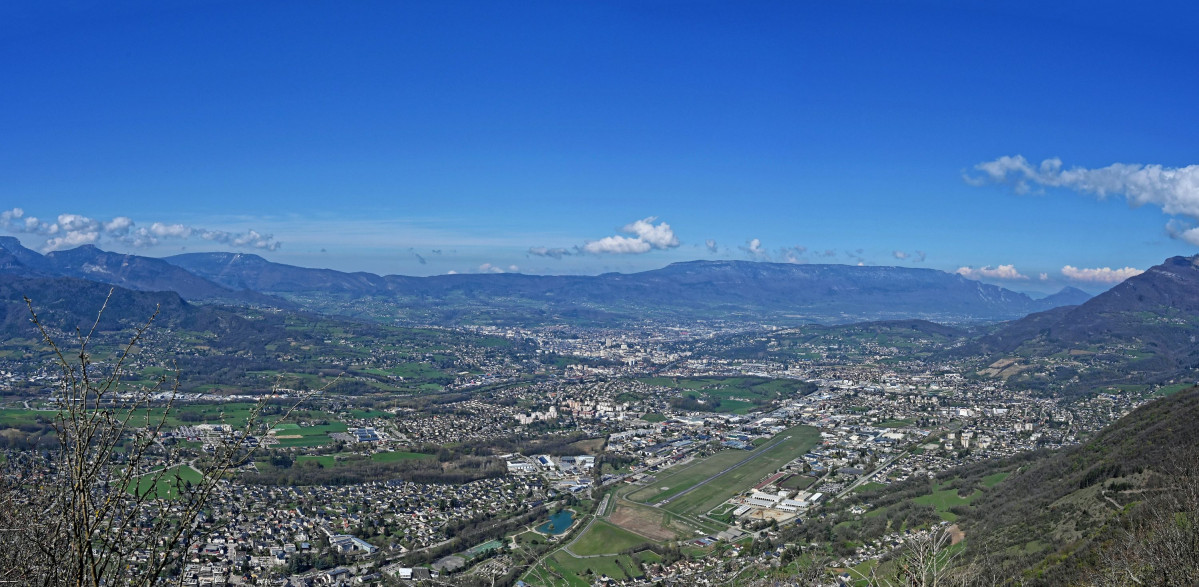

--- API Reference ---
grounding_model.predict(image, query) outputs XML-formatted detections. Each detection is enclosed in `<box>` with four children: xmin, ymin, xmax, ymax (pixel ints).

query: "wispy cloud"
<box><xmin>955</xmin><ymin>264</ymin><xmax>1029</xmax><ymax>280</ymax></box>
<box><xmin>528</xmin><ymin>246</ymin><xmax>574</xmax><ymax>259</ymax></box>
<box><xmin>735</xmin><ymin>239</ymin><xmax>812</xmax><ymax>263</ymax></box>
<box><xmin>892</xmin><ymin>250</ymin><xmax>927</xmax><ymax>263</ymax></box>
<box><xmin>967</xmin><ymin>155</ymin><xmax>1199</xmax><ymax>245</ymax></box>
<box><xmin>1061</xmin><ymin>265</ymin><xmax>1143</xmax><ymax>283</ymax></box>
<box><xmin>0</xmin><ymin>208</ymin><xmax>281</xmax><ymax>252</ymax></box>
<box><xmin>705</xmin><ymin>239</ymin><xmax>718</xmax><ymax>253</ymax></box>
<box><xmin>778</xmin><ymin>245</ymin><xmax>807</xmax><ymax>264</ymax></box>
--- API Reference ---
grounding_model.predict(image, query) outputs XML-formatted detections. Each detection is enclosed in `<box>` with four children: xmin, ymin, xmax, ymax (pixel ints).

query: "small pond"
<box><xmin>536</xmin><ymin>509</ymin><xmax>575</xmax><ymax>535</ymax></box>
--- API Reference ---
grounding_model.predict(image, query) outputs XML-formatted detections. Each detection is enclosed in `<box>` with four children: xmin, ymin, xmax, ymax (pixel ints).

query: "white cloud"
<box><xmin>477</xmin><ymin>263</ymin><xmax>509</xmax><ymax>274</ymax></box>
<box><xmin>581</xmin><ymin>217</ymin><xmax>680</xmax><ymax>255</ymax></box>
<box><xmin>44</xmin><ymin>231</ymin><xmax>99</xmax><ymax>250</ymax></box>
<box><xmin>955</xmin><ymin>264</ymin><xmax>1029</xmax><ymax>280</ymax></box>
<box><xmin>56</xmin><ymin>213</ymin><xmax>99</xmax><ymax>233</ymax></box>
<box><xmin>1039</xmin><ymin>272</ymin><xmax>1049</xmax><ymax>281</ymax></box>
<box><xmin>893</xmin><ymin>250</ymin><xmax>909</xmax><ymax>260</ymax></box>
<box><xmin>103</xmin><ymin>216</ymin><xmax>133</xmax><ymax>235</ymax></box>
<box><xmin>1061</xmin><ymin>265</ymin><xmax>1143</xmax><ymax>284</ymax></box>
<box><xmin>740</xmin><ymin>238</ymin><xmax>766</xmax><ymax>258</ymax></box>
<box><xmin>1166</xmin><ymin>220</ymin><xmax>1199</xmax><ymax>246</ymax></box>
<box><xmin>705</xmin><ymin>239</ymin><xmax>718</xmax><ymax>253</ymax></box>
<box><xmin>583</xmin><ymin>235</ymin><xmax>652</xmax><ymax>254</ymax></box>
<box><xmin>968</xmin><ymin>155</ymin><xmax>1199</xmax><ymax>245</ymax></box>
<box><xmin>0</xmin><ymin>207</ymin><xmax>281</xmax><ymax>251</ymax></box>
<box><xmin>622</xmin><ymin>217</ymin><xmax>679</xmax><ymax>249</ymax></box>
<box><xmin>149</xmin><ymin>222</ymin><xmax>192</xmax><ymax>238</ymax></box>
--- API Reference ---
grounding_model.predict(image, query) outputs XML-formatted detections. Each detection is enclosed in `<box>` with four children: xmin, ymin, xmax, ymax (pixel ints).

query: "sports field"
<box><xmin>626</xmin><ymin>424</ymin><xmax>819</xmax><ymax>517</ymax></box>
<box><xmin>128</xmin><ymin>464</ymin><xmax>205</xmax><ymax>499</ymax></box>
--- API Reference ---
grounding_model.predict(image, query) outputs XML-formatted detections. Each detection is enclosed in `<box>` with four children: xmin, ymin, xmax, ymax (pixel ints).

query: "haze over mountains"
<box><xmin>165</xmin><ymin>250</ymin><xmax>1092</xmax><ymax>325</ymax></box>
<box><xmin>0</xmin><ymin>236</ymin><xmax>1100</xmax><ymax>326</ymax></box>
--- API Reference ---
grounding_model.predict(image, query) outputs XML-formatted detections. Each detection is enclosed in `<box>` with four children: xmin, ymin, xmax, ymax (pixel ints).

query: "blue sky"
<box><xmin>2</xmin><ymin>1</ymin><xmax>1197</xmax><ymax>292</ymax></box>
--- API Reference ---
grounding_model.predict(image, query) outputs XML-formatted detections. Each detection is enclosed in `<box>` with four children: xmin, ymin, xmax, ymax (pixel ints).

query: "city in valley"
<box><xmin>2</xmin><ymin>3</ymin><xmax>1197</xmax><ymax>585</ymax></box>
<box><xmin>2</xmin><ymin>285</ymin><xmax>1189</xmax><ymax>585</ymax></box>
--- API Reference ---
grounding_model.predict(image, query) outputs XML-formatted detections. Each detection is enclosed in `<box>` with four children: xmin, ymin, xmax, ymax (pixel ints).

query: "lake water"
<box><xmin>536</xmin><ymin>509</ymin><xmax>574</xmax><ymax>535</ymax></box>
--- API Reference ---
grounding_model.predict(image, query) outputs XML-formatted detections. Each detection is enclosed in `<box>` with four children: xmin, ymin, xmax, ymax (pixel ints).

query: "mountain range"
<box><xmin>0</xmin><ymin>237</ymin><xmax>285</xmax><ymax>307</ymax></box>
<box><xmin>951</xmin><ymin>255</ymin><xmax>1199</xmax><ymax>393</ymax></box>
<box><xmin>165</xmin><ymin>251</ymin><xmax>1094</xmax><ymax>325</ymax></box>
<box><xmin>0</xmin><ymin>237</ymin><xmax>1098</xmax><ymax>325</ymax></box>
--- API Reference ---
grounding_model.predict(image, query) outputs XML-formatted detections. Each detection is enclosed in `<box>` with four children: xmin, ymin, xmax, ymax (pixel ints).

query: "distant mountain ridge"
<box><xmin>0</xmin><ymin>236</ymin><xmax>1100</xmax><ymax>325</ymax></box>
<box><xmin>0</xmin><ymin>237</ymin><xmax>288</xmax><ymax>307</ymax></box>
<box><xmin>167</xmin><ymin>252</ymin><xmax>1091</xmax><ymax>325</ymax></box>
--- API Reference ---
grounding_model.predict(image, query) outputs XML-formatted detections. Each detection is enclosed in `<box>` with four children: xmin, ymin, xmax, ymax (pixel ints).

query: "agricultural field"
<box><xmin>524</xmin><ymin>551</ymin><xmax>647</xmax><ymax>586</ymax></box>
<box><xmin>569</xmin><ymin>521</ymin><xmax>652</xmax><ymax>556</ymax></box>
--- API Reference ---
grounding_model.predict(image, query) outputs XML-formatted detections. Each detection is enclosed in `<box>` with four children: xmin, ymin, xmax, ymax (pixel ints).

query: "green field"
<box><xmin>911</xmin><ymin>483</ymin><xmax>981</xmax><ymax>521</ymax></box>
<box><xmin>626</xmin><ymin>424</ymin><xmax>820</xmax><ymax>518</ymax></box>
<box><xmin>295</xmin><ymin>455</ymin><xmax>339</xmax><ymax>467</ymax></box>
<box><xmin>854</xmin><ymin>482</ymin><xmax>887</xmax><ymax>493</ymax></box>
<box><xmin>779</xmin><ymin>474</ymin><xmax>817</xmax><ymax>491</ymax></box>
<box><xmin>349</xmin><ymin>409</ymin><xmax>391</xmax><ymax>419</ymax></box>
<box><xmin>571</xmin><ymin>521</ymin><xmax>652</xmax><ymax>556</ymax></box>
<box><xmin>981</xmin><ymin>471</ymin><xmax>1010</xmax><ymax>488</ymax></box>
<box><xmin>0</xmin><ymin>408</ymin><xmax>54</xmax><ymax>427</ymax></box>
<box><xmin>271</xmin><ymin>422</ymin><xmax>347</xmax><ymax>447</ymax></box>
<box><xmin>525</xmin><ymin>551</ymin><xmax>643</xmax><ymax>586</ymax></box>
<box><xmin>129</xmin><ymin>465</ymin><xmax>205</xmax><ymax>499</ymax></box>
<box><xmin>637</xmin><ymin>376</ymin><xmax>811</xmax><ymax>414</ymax></box>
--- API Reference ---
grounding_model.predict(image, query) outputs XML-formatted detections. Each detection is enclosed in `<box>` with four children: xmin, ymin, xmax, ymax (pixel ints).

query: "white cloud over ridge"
<box><xmin>955</xmin><ymin>264</ymin><xmax>1028</xmax><ymax>280</ymax></box>
<box><xmin>0</xmin><ymin>208</ymin><xmax>281</xmax><ymax>252</ymax></box>
<box><xmin>740</xmin><ymin>238</ymin><xmax>766</xmax><ymax>257</ymax></box>
<box><xmin>968</xmin><ymin>155</ymin><xmax>1199</xmax><ymax>245</ymax></box>
<box><xmin>1061</xmin><ymin>265</ymin><xmax>1143</xmax><ymax>283</ymax></box>
<box><xmin>582</xmin><ymin>217</ymin><xmax>679</xmax><ymax>255</ymax></box>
